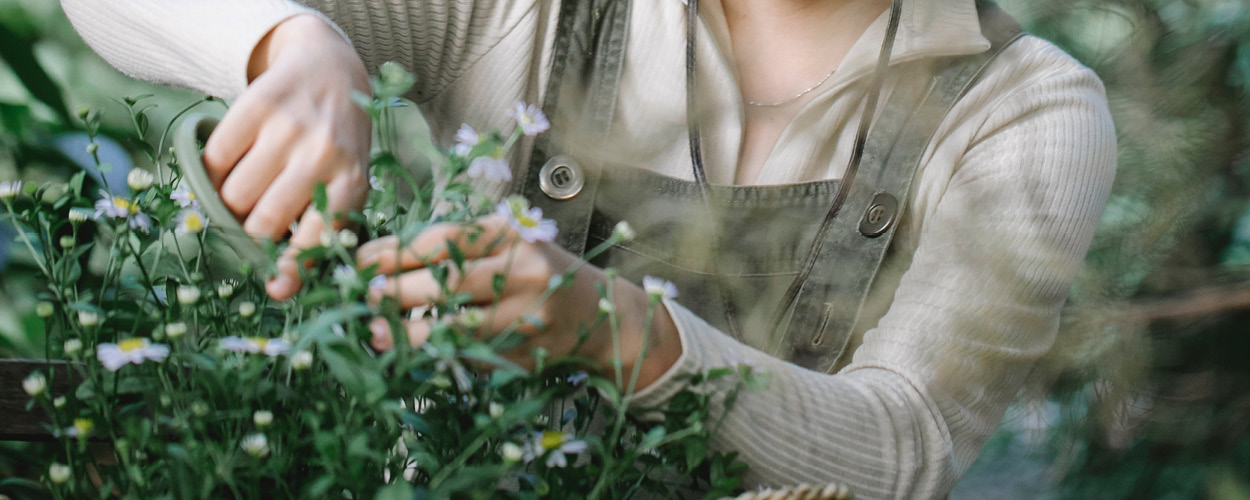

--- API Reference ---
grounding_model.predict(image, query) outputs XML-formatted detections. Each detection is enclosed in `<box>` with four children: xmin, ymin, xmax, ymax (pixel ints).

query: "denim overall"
<box><xmin>517</xmin><ymin>0</ymin><xmax>1024</xmax><ymax>373</ymax></box>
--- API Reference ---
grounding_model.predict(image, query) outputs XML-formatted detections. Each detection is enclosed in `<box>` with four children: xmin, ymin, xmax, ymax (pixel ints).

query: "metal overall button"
<box><xmin>858</xmin><ymin>192</ymin><xmax>899</xmax><ymax>237</ymax></box>
<box><xmin>538</xmin><ymin>155</ymin><xmax>584</xmax><ymax>200</ymax></box>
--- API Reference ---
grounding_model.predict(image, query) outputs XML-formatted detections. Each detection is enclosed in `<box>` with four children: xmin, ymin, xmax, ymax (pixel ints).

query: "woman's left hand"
<box><xmin>354</xmin><ymin>214</ymin><xmax>682</xmax><ymax>387</ymax></box>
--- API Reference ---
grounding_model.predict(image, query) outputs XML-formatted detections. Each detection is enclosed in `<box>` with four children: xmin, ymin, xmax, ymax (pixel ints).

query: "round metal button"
<box><xmin>538</xmin><ymin>155</ymin><xmax>584</xmax><ymax>200</ymax></box>
<box><xmin>858</xmin><ymin>192</ymin><xmax>899</xmax><ymax>238</ymax></box>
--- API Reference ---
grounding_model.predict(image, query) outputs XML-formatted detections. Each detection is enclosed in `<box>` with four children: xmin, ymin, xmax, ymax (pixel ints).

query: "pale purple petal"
<box><xmin>507</xmin><ymin>102</ymin><xmax>550</xmax><ymax>136</ymax></box>
<box><xmin>96</xmin><ymin>344</ymin><xmax>128</xmax><ymax>372</ymax></box>
<box><xmin>466</xmin><ymin>156</ymin><xmax>512</xmax><ymax>182</ymax></box>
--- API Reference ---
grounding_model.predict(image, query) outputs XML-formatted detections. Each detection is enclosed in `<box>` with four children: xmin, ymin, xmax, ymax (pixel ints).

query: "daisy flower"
<box><xmin>0</xmin><ymin>180</ymin><xmax>23</xmax><ymax>199</ymax></box>
<box><xmin>220</xmin><ymin>336</ymin><xmax>291</xmax><ymax>356</ymax></box>
<box><xmin>495</xmin><ymin>196</ymin><xmax>557</xmax><ymax>243</ymax></box>
<box><xmin>467</xmin><ymin>152</ymin><xmax>512</xmax><ymax>182</ymax></box>
<box><xmin>451</xmin><ymin>123</ymin><xmax>480</xmax><ymax>156</ymax></box>
<box><xmin>642</xmin><ymin>276</ymin><xmax>678</xmax><ymax>301</ymax></box>
<box><xmin>522</xmin><ymin>431</ymin><xmax>588</xmax><ymax>468</ymax></box>
<box><xmin>96</xmin><ymin>338</ymin><xmax>170</xmax><ymax>371</ymax></box>
<box><xmin>507</xmin><ymin>101</ymin><xmax>550</xmax><ymax>136</ymax></box>
<box><xmin>93</xmin><ymin>190</ymin><xmax>152</xmax><ymax>232</ymax></box>
<box><xmin>175</xmin><ymin>207</ymin><xmax>209</xmax><ymax>234</ymax></box>
<box><xmin>170</xmin><ymin>185</ymin><xmax>198</xmax><ymax>208</ymax></box>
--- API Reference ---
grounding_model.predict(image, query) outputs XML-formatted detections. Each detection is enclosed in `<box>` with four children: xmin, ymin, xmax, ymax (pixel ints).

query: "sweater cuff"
<box><xmin>628</xmin><ymin>298</ymin><xmax>721</xmax><ymax>417</ymax></box>
<box><xmin>218</xmin><ymin>7</ymin><xmax>353</xmax><ymax>98</ymax></box>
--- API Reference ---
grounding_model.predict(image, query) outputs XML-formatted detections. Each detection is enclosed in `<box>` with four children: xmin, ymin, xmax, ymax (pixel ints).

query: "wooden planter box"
<box><xmin>0</xmin><ymin>359</ymin><xmax>71</xmax><ymax>441</ymax></box>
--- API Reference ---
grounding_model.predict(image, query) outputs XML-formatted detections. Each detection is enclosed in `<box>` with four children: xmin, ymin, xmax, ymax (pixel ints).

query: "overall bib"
<box><xmin>516</xmin><ymin>0</ymin><xmax>1024</xmax><ymax>373</ymax></box>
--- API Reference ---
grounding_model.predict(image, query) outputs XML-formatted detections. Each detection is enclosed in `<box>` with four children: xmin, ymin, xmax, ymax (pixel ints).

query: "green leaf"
<box><xmin>0</xmin><ymin>22</ymin><xmax>69</xmax><ymax>124</ymax></box>
<box><xmin>313</xmin><ymin>183</ymin><xmax>328</xmax><ymax>214</ymax></box>
<box><xmin>641</xmin><ymin>426</ymin><xmax>666</xmax><ymax>451</ymax></box>
<box><xmin>69</xmin><ymin>171</ymin><xmax>86</xmax><ymax>197</ymax></box>
<box><xmin>375</xmin><ymin>481</ymin><xmax>414</xmax><ymax>500</ymax></box>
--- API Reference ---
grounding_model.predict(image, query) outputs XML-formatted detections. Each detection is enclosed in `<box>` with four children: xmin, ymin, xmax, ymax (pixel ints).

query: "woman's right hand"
<box><xmin>203</xmin><ymin>14</ymin><xmax>373</xmax><ymax>301</ymax></box>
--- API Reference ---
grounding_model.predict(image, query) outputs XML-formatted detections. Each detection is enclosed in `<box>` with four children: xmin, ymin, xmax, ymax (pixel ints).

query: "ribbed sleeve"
<box><xmin>60</xmin><ymin>0</ymin><xmax>330</xmax><ymax>99</ymax></box>
<box><xmin>631</xmin><ymin>41</ymin><xmax>1118</xmax><ymax>500</ymax></box>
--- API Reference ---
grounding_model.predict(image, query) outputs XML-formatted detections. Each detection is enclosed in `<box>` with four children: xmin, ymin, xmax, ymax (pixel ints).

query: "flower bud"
<box><xmin>126</xmin><ymin>169</ymin><xmax>155</xmax><ymax>192</ymax></box>
<box><xmin>68</xmin><ymin>207</ymin><xmax>92</xmax><ymax>223</ymax></box>
<box><xmin>598</xmin><ymin>298</ymin><xmax>615</xmax><ymax>314</ymax></box>
<box><xmin>53</xmin><ymin>396</ymin><xmax>67</xmax><ymax>409</ymax></box>
<box><xmin>48</xmin><ymin>463</ymin><xmax>71</xmax><ymax>484</ymax></box>
<box><xmin>22</xmin><ymin>372</ymin><xmax>47</xmax><ymax>397</ymax></box>
<box><xmin>63</xmin><ymin>339</ymin><xmax>83</xmax><ymax>357</ymax></box>
<box><xmin>164</xmin><ymin>322</ymin><xmax>188</xmax><ymax>339</ymax></box>
<box><xmin>290</xmin><ymin>350</ymin><xmax>313</xmax><ymax>371</ymax></box>
<box><xmin>253</xmin><ymin>410</ymin><xmax>274</xmax><ymax>428</ymax></box>
<box><xmin>77</xmin><ymin>310</ymin><xmax>100</xmax><ymax>328</ymax></box>
<box><xmin>500</xmin><ymin>442</ymin><xmax>524</xmax><ymax>463</ymax></box>
<box><xmin>460</xmin><ymin>308</ymin><xmax>485</xmax><ymax>329</ymax></box>
<box><xmin>240</xmin><ymin>433</ymin><xmax>270</xmax><ymax>458</ymax></box>
<box><xmin>217</xmin><ymin>282</ymin><xmax>235</xmax><ymax>299</ymax></box>
<box><xmin>338</xmin><ymin>230</ymin><xmax>358</xmax><ymax>249</ymax></box>
<box><xmin>76</xmin><ymin>107</ymin><xmax>90</xmax><ymax>120</ymax></box>
<box><xmin>191</xmin><ymin>401</ymin><xmax>210</xmax><ymax>417</ymax></box>
<box><xmin>611</xmin><ymin>221</ymin><xmax>636</xmax><ymax>242</ymax></box>
<box><xmin>35</xmin><ymin>301</ymin><xmax>55</xmax><ymax>318</ymax></box>
<box><xmin>58</xmin><ymin>235</ymin><xmax>75</xmax><ymax>249</ymax></box>
<box><xmin>238</xmin><ymin>302</ymin><xmax>257</xmax><ymax>318</ymax></box>
<box><xmin>86</xmin><ymin>143</ymin><xmax>98</xmax><ymax>155</ymax></box>
<box><xmin>320</xmin><ymin>230</ymin><xmax>335</xmax><ymax>248</ymax></box>
<box><xmin>176</xmin><ymin>286</ymin><xmax>201</xmax><ymax>306</ymax></box>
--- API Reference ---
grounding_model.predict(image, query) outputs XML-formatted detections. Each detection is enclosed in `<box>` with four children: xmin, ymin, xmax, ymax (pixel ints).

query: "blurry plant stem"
<box><xmin>154</xmin><ymin>97</ymin><xmax>217</xmax><ymax>184</ymax></box>
<box><xmin>2</xmin><ymin>200</ymin><xmax>51</xmax><ymax>276</ymax></box>
<box><xmin>588</xmin><ymin>298</ymin><xmax>658</xmax><ymax>500</ymax></box>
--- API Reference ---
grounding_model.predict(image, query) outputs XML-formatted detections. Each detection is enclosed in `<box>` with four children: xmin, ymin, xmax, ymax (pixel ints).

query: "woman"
<box><xmin>60</xmin><ymin>0</ymin><xmax>1117</xmax><ymax>498</ymax></box>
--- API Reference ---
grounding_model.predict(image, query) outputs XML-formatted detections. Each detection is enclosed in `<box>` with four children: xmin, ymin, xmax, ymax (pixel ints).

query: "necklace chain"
<box><xmin>744</xmin><ymin>66</ymin><xmax>839</xmax><ymax>107</ymax></box>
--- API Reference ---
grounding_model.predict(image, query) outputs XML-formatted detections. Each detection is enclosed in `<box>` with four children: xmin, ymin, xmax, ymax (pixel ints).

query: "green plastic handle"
<box><xmin>173</xmin><ymin>113</ymin><xmax>268</xmax><ymax>267</ymax></box>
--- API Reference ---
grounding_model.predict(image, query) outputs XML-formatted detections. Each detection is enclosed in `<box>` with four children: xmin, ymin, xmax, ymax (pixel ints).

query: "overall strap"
<box><xmin>519</xmin><ymin>0</ymin><xmax>632</xmax><ymax>254</ymax></box>
<box><xmin>778</xmin><ymin>1</ymin><xmax>1026</xmax><ymax>371</ymax></box>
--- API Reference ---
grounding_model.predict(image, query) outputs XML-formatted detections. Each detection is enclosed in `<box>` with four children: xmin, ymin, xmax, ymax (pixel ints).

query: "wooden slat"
<box><xmin>0</xmin><ymin>359</ymin><xmax>71</xmax><ymax>441</ymax></box>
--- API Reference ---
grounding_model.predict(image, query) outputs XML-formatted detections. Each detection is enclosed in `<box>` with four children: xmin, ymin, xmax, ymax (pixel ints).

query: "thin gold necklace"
<box><xmin>744</xmin><ymin>66</ymin><xmax>838</xmax><ymax>107</ymax></box>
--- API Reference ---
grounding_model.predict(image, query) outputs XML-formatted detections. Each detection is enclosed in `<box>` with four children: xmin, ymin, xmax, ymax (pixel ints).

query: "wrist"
<box><xmin>248</xmin><ymin>14</ymin><xmax>362</xmax><ymax>83</ymax></box>
<box><xmin>604</xmin><ymin>279</ymin><xmax>683</xmax><ymax>392</ymax></box>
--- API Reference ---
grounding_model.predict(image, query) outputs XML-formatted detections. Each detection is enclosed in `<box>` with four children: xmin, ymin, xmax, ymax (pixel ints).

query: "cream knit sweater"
<box><xmin>60</xmin><ymin>1</ymin><xmax>1117</xmax><ymax>498</ymax></box>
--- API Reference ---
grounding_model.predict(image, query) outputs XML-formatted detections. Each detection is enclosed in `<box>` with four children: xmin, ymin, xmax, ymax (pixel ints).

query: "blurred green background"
<box><xmin>2</xmin><ymin>0</ymin><xmax>1250</xmax><ymax>498</ymax></box>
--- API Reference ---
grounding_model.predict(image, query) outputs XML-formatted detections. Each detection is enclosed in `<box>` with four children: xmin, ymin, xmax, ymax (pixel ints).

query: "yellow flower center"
<box><xmin>183</xmin><ymin>212</ymin><xmax>205</xmax><ymax>232</ymax></box>
<box><xmin>118</xmin><ymin>338</ymin><xmax>147</xmax><ymax>352</ymax></box>
<box><xmin>112</xmin><ymin>197</ymin><xmax>138</xmax><ymax>214</ymax></box>
<box><xmin>73</xmin><ymin>418</ymin><xmax>93</xmax><ymax>436</ymax></box>
<box><xmin>517</xmin><ymin>215</ymin><xmax>539</xmax><ymax>229</ymax></box>
<box><xmin>251</xmin><ymin>338</ymin><xmax>269</xmax><ymax>350</ymax></box>
<box><xmin>540</xmin><ymin>431</ymin><xmax>565</xmax><ymax>450</ymax></box>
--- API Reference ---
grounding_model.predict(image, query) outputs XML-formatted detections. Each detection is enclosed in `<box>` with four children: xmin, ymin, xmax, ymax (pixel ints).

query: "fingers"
<box><xmin>203</xmin><ymin>93</ymin><xmax>267</xmax><ymax>187</ymax></box>
<box><xmin>219</xmin><ymin>123</ymin><xmax>299</xmax><ymax>219</ymax></box>
<box><xmin>356</xmin><ymin>215</ymin><xmax>513</xmax><ymax>274</ymax></box>
<box><xmin>370</xmin><ymin>254</ymin><xmax>509</xmax><ymax>309</ymax></box>
<box><xmin>265</xmin><ymin>174</ymin><xmax>367</xmax><ymax>300</ymax></box>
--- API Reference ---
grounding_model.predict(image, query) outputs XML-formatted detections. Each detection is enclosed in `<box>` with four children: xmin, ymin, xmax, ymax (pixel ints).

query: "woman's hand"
<box><xmin>204</xmin><ymin>14</ymin><xmax>372</xmax><ymax>300</ymax></box>
<box><xmin>355</xmin><ymin>215</ymin><xmax>683</xmax><ymax>390</ymax></box>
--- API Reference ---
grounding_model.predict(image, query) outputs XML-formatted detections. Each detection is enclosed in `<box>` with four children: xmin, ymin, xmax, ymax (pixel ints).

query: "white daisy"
<box><xmin>507</xmin><ymin>101</ymin><xmax>550</xmax><ymax>137</ymax></box>
<box><xmin>96</xmin><ymin>338</ymin><xmax>170</xmax><ymax>371</ymax></box>
<box><xmin>495</xmin><ymin>196</ymin><xmax>557</xmax><ymax>243</ymax></box>
<box><xmin>220</xmin><ymin>336</ymin><xmax>291</xmax><ymax>356</ymax></box>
